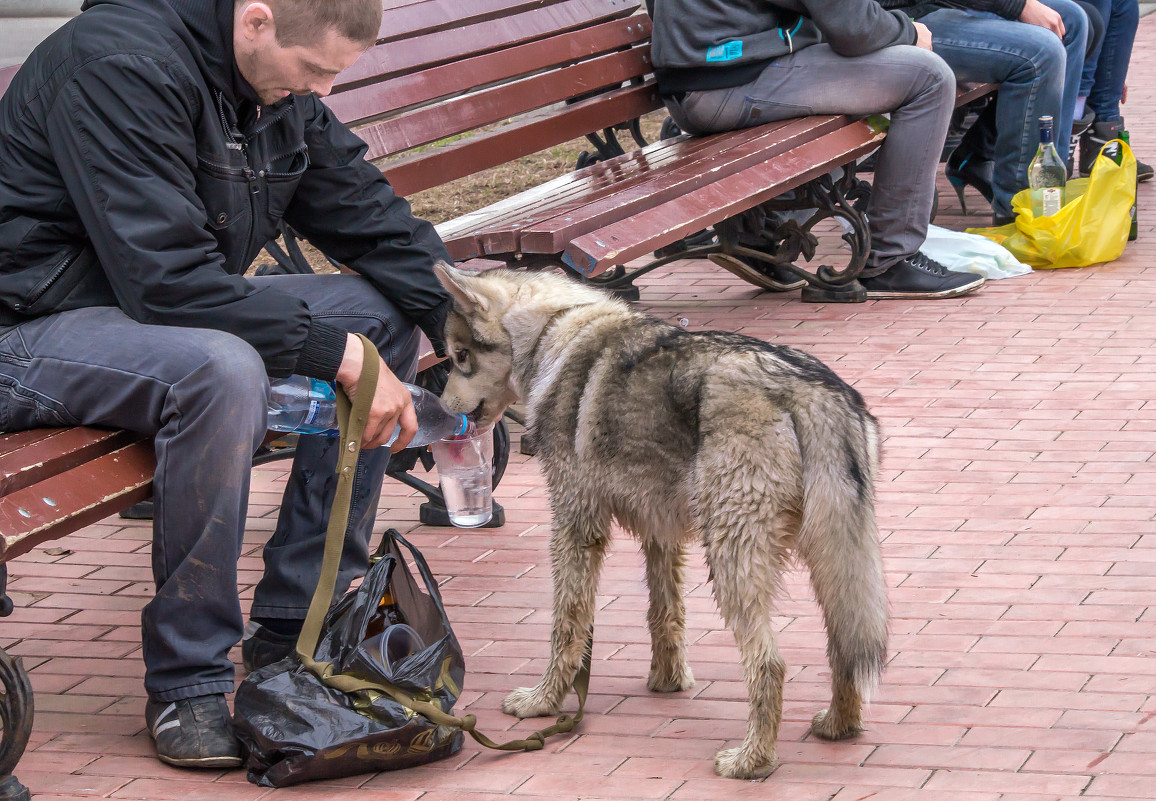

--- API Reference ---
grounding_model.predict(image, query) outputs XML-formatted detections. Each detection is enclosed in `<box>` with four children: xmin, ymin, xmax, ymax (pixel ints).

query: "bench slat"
<box><xmin>328</xmin><ymin>16</ymin><xmax>650</xmax><ymax>127</ymax></box>
<box><xmin>0</xmin><ymin>427</ymin><xmax>145</xmax><ymax>496</ymax></box>
<box><xmin>356</xmin><ymin>45</ymin><xmax>651</xmax><ymax>162</ymax></box>
<box><xmin>435</xmin><ymin>125</ymin><xmax>770</xmax><ymax>243</ymax></box>
<box><xmin>562</xmin><ymin>122</ymin><xmax>885</xmax><ymax>276</ymax></box>
<box><xmin>498</xmin><ymin>116</ymin><xmax>854</xmax><ymax>255</ymax></box>
<box><xmin>0</xmin><ymin>429</ymin><xmax>62</xmax><ymax>459</ymax></box>
<box><xmin>388</xmin><ymin>81</ymin><xmax>660</xmax><ymax>199</ymax></box>
<box><xmin>0</xmin><ymin>441</ymin><xmax>155</xmax><ymax>561</ymax></box>
<box><xmin>956</xmin><ymin>81</ymin><xmax>999</xmax><ymax>106</ymax></box>
<box><xmin>436</xmin><ymin>118</ymin><xmax>826</xmax><ymax>256</ymax></box>
<box><xmin>336</xmin><ymin>0</ymin><xmax>640</xmax><ymax>89</ymax></box>
<box><xmin>374</xmin><ymin>0</ymin><xmax>605</xmax><ymax>44</ymax></box>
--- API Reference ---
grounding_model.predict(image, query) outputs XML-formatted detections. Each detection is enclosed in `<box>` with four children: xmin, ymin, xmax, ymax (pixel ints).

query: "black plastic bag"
<box><xmin>233</xmin><ymin>530</ymin><xmax>465</xmax><ymax>787</ymax></box>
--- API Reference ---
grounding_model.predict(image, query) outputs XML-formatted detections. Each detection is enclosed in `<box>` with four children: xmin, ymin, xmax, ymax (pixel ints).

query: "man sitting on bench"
<box><xmin>0</xmin><ymin>0</ymin><xmax>451</xmax><ymax>768</ymax></box>
<box><xmin>648</xmin><ymin>0</ymin><xmax>986</xmax><ymax>299</ymax></box>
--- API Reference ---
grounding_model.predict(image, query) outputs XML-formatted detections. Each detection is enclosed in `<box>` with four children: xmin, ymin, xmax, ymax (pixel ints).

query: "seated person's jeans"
<box><xmin>918</xmin><ymin>0</ymin><xmax>1088</xmax><ymax>218</ymax></box>
<box><xmin>663</xmin><ymin>44</ymin><xmax>956</xmax><ymax>272</ymax></box>
<box><xmin>1077</xmin><ymin>0</ymin><xmax>1139</xmax><ymax>122</ymax></box>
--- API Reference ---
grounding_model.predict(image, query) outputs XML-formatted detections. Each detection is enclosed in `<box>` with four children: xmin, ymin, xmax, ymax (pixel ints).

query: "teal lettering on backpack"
<box><xmin>706</xmin><ymin>41</ymin><xmax>743</xmax><ymax>62</ymax></box>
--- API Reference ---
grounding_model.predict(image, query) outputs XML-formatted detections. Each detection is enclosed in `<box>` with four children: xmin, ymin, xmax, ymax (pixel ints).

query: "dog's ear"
<box><xmin>434</xmin><ymin>261</ymin><xmax>490</xmax><ymax>315</ymax></box>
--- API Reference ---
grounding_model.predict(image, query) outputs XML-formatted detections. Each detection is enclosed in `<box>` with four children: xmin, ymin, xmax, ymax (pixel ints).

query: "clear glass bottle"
<box><xmin>1028</xmin><ymin>116</ymin><xmax>1067</xmax><ymax>218</ymax></box>
<box><xmin>267</xmin><ymin>375</ymin><xmax>473</xmax><ymax>446</ymax></box>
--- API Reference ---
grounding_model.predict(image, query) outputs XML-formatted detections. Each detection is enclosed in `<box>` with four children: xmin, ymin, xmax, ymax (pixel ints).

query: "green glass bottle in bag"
<box><xmin>1119</xmin><ymin>131</ymin><xmax>1138</xmax><ymax>242</ymax></box>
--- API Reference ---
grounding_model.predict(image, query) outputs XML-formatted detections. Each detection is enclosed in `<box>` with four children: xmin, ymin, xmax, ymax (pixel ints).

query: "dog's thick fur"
<box><xmin>434</xmin><ymin>264</ymin><xmax>888</xmax><ymax>779</ymax></box>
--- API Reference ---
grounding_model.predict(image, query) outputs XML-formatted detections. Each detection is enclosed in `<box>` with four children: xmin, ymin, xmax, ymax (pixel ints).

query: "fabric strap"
<box><xmin>293</xmin><ymin>333</ymin><xmax>589</xmax><ymax>752</ymax></box>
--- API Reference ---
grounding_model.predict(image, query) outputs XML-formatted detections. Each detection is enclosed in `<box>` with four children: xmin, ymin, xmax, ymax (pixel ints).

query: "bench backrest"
<box><xmin>327</xmin><ymin>0</ymin><xmax>658</xmax><ymax>196</ymax></box>
<box><xmin>2</xmin><ymin>1</ymin><xmax>656</xmax><ymax>199</ymax></box>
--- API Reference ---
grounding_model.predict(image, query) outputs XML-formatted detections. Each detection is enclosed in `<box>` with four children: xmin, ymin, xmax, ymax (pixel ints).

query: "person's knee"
<box><xmin>1117</xmin><ymin>0</ymin><xmax>1139</xmax><ymax>28</ymax></box>
<box><xmin>325</xmin><ymin>277</ymin><xmax>421</xmax><ymax>380</ymax></box>
<box><xmin>910</xmin><ymin>47</ymin><xmax>956</xmax><ymax>103</ymax></box>
<box><xmin>1010</xmin><ymin>30</ymin><xmax>1066</xmax><ymax>84</ymax></box>
<box><xmin>176</xmin><ymin>332</ymin><xmax>268</xmax><ymax>428</ymax></box>
<box><xmin>1058</xmin><ymin>0</ymin><xmax>1089</xmax><ymax>52</ymax></box>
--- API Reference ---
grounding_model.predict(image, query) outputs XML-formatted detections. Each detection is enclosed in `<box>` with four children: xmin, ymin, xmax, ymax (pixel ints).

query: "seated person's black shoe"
<box><xmin>945</xmin><ymin>147</ymin><xmax>994</xmax><ymax>215</ymax></box>
<box><xmin>241</xmin><ymin>621</ymin><xmax>299</xmax><ymax>672</ymax></box>
<box><xmin>1137</xmin><ymin>158</ymin><xmax>1153</xmax><ymax>183</ymax></box>
<box><xmin>1068</xmin><ymin>108</ymin><xmax>1095</xmax><ymax>177</ymax></box>
<box><xmin>860</xmin><ymin>252</ymin><xmax>985</xmax><ymax>299</ymax></box>
<box><xmin>145</xmin><ymin>694</ymin><xmax>242</xmax><ymax>768</ymax></box>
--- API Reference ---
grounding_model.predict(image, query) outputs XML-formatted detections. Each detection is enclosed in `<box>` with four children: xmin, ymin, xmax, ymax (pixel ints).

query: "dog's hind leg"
<box><xmin>799</xmin><ymin>523</ymin><xmax>888</xmax><ymax>741</ymax></box>
<box><xmin>702</xmin><ymin>509</ymin><xmax>794</xmax><ymax>779</ymax></box>
<box><xmin>503</xmin><ymin>506</ymin><xmax>611</xmax><ymax>718</ymax></box>
<box><xmin>793</xmin><ymin>417</ymin><xmax>887</xmax><ymax>742</ymax></box>
<box><xmin>642</xmin><ymin>537</ymin><xmax>695</xmax><ymax>693</ymax></box>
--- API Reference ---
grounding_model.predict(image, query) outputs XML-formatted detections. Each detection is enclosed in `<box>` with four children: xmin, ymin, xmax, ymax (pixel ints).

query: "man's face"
<box><xmin>234</xmin><ymin>2</ymin><xmax>367</xmax><ymax>105</ymax></box>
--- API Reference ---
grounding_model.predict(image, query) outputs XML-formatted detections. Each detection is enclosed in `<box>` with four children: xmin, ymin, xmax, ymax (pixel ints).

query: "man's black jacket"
<box><xmin>0</xmin><ymin>0</ymin><xmax>452</xmax><ymax>379</ymax></box>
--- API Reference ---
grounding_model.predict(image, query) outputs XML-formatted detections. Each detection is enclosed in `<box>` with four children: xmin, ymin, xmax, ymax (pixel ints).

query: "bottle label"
<box><xmin>1041</xmin><ymin>187</ymin><xmax>1062</xmax><ymax>217</ymax></box>
<box><xmin>304</xmin><ymin>399</ymin><xmax>322</xmax><ymax>425</ymax></box>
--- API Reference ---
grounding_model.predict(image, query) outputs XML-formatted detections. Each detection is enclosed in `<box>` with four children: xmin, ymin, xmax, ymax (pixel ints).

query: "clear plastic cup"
<box><xmin>430</xmin><ymin>426</ymin><xmax>493</xmax><ymax>527</ymax></box>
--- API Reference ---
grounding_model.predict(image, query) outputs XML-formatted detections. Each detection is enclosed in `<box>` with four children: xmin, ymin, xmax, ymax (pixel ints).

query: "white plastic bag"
<box><xmin>920</xmin><ymin>224</ymin><xmax>1032</xmax><ymax>279</ymax></box>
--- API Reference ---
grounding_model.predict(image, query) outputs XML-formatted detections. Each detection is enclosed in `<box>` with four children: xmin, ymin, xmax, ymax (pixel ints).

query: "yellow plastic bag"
<box><xmin>968</xmin><ymin>139</ymin><xmax>1136</xmax><ymax>269</ymax></box>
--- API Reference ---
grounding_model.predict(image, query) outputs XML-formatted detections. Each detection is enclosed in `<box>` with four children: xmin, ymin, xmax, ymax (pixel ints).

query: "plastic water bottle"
<box><xmin>267</xmin><ymin>375</ymin><xmax>472</xmax><ymax>447</ymax></box>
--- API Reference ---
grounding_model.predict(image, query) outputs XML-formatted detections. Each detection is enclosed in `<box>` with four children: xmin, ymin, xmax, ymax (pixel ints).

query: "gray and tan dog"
<box><xmin>434</xmin><ymin>263</ymin><xmax>888</xmax><ymax>779</ymax></box>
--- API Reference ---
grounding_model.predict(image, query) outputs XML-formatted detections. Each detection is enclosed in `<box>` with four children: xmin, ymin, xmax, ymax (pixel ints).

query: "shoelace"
<box><xmin>909</xmin><ymin>252</ymin><xmax>947</xmax><ymax>277</ymax></box>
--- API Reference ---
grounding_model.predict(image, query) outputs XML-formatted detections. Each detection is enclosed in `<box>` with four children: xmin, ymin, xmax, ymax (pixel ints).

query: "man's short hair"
<box><xmin>266</xmin><ymin>0</ymin><xmax>382</xmax><ymax>48</ymax></box>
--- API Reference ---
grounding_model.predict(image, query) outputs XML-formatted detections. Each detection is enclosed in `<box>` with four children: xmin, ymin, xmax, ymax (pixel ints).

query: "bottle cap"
<box><xmin>455</xmin><ymin>414</ymin><xmax>469</xmax><ymax>436</ymax></box>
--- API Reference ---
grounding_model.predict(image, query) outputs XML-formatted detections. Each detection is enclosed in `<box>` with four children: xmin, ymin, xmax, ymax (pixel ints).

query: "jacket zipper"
<box><xmin>19</xmin><ymin>248</ymin><xmax>80</xmax><ymax>311</ymax></box>
<box><xmin>216</xmin><ymin>92</ymin><xmax>259</xmax><ymax>263</ymax></box>
<box><xmin>264</xmin><ymin>143</ymin><xmax>310</xmax><ymax>178</ymax></box>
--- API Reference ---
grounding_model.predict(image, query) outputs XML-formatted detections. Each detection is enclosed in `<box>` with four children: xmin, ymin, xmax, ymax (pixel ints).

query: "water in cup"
<box><xmin>439</xmin><ymin>466</ymin><xmax>492</xmax><ymax>527</ymax></box>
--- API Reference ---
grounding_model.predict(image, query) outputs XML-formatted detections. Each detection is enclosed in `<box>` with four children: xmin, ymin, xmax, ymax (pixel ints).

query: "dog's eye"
<box><xmin>454</xmin><ymin>349</ymin><xmax>469</xmax><ymax>365</ymax></box>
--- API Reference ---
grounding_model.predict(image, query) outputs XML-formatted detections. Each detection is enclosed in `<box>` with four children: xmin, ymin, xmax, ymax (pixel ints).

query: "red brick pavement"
<box><xmin>6</xmin><ymin>15</ymin><xmax>1156</xmax><ymax>801</ymax></box>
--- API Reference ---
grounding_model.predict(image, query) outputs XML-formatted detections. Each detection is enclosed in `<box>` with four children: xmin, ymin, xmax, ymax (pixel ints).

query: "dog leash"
<box><xmin>294</xmin><ymin>333</ymin><xmax>590</xmax><ymax>752</ymax></box>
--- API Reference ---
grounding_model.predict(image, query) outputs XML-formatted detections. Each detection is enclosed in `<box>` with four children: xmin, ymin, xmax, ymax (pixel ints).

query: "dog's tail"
<box><xmin>791</xmin><ymin>396</ymin><xmax>888</xmax><ymax>702</ymax></box>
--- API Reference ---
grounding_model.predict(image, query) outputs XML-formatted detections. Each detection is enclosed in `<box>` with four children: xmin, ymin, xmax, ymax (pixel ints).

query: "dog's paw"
<box><xmin>502</xmin><ymin>686</ymin><xmax>559</xmax><ymax>718</ymax></box>
<box><xmin>810</xmin><ymin>708</ymin><xmax>863</xmax><ymax>741</ymax></box>
<box><xmin>647</xmin><ymin>661</ymin><xmax>695</xmax><ymax>693</ymax></box>
<box><xmin>713</xmin><ymin>746</ymin><xmax>778</xmax><ymax>780</ymax></box>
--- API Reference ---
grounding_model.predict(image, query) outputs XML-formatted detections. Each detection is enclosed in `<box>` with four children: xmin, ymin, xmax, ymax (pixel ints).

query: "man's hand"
<box><xmin>336</xmin><ymin>334</ymin><xmax>418</xmax><ymax>452</ymax></box>
<box><xmin>1122</xmin><ymin>82</ymin><xmax>1128</xmax><ymax>104</ymax></box>
<box><xmin>1019</xmin><ymin>0</ymin><xmax>1065</xmax><ymax>38</ymax></box>
<box><xmin>914</xmin><ymin>21</ymin><xmax>933</xmax><ymax>50</ymax></box>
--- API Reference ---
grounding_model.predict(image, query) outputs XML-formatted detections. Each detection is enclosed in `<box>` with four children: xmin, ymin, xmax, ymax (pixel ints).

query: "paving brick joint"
<box><xmin>4</xmin><ymin>12</ymin><xmax>1156</xmax><ymax>801</ymax></box>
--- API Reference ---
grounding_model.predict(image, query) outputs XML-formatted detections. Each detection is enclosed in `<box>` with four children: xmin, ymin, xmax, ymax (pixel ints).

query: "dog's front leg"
<box><xmin>503</xmin><ymin>509</ymin><xmax>610</xmax><ymax>718</ymax></box>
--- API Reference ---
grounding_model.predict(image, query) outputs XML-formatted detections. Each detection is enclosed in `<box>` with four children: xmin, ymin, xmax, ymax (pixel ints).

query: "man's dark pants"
<box><xmin>0</xmin><ymin>274</ymin><xmax>418</xmax><ymax>701</ymax></box>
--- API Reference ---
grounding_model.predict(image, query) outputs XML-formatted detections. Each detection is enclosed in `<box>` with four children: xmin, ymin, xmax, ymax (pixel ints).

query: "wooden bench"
<box><xmin>0</xmin><ymin>2</ymin><xmax>996</xmax><ymax>794</ymax></box>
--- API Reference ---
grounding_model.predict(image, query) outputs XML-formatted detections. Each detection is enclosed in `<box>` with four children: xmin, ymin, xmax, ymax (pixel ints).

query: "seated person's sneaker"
<box><xmin>241</xmin><ymin>621</ymin><xmax>298</xmax><ymax>672</ymax></box>
<box><xmin>1079</xmin><ymin>118</ymin><xmax>1152</xmax><ymax>181</ymax></box>
<box><xmin>860</xmin><ymin>252</ymin><xmax>984</xmax><ymax>299</ymax></box>
<box><xmin>145</xmin><ymin>694</ymin><xmax>241</xmax><ymax>768</ymax></box>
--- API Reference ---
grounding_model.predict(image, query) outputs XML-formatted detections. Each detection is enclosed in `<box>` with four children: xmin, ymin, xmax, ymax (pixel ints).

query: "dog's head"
<box><xmin>433</xmin><ymin>262</ymin><xmax>610</xmax><ymax>428</ymax></box>
<box><xmin>433</xmin><ymin>262</ymin><xmax>522</xmax><ymax>428</ymax></box>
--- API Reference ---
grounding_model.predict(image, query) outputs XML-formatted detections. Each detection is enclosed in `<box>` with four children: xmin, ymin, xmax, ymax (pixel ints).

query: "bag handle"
<box><xmin>293</xmin><ymin>334</ymin><xmax>589</xmax><ymax>753</ymax></box>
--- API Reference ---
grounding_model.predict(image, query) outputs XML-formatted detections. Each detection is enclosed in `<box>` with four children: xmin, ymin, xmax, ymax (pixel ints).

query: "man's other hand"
<box><xmin>336</xmin><ymin>333</ymin><xmax>418</xmax><ymax>451</ymax></box>
<box><xmin>1019</xmin><ymin>0</ymin><xmax>1065</xmax><ymax>38</ymax></box>
<box><xmin>914</xmin><ymin>22</ymin><xmax>933</xmax><ymax>50</ymax></box>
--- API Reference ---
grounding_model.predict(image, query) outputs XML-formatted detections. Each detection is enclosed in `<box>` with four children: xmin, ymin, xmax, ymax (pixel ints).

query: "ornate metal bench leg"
<box><xmin>714</xmin><ymin>165</ymin><xmax>873</xmax><ymax>303</ymax></box>
<box><xmin>0</xmin><ymin>567</ymin><xmax>33</xmax><ymax>801</ymax></box>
